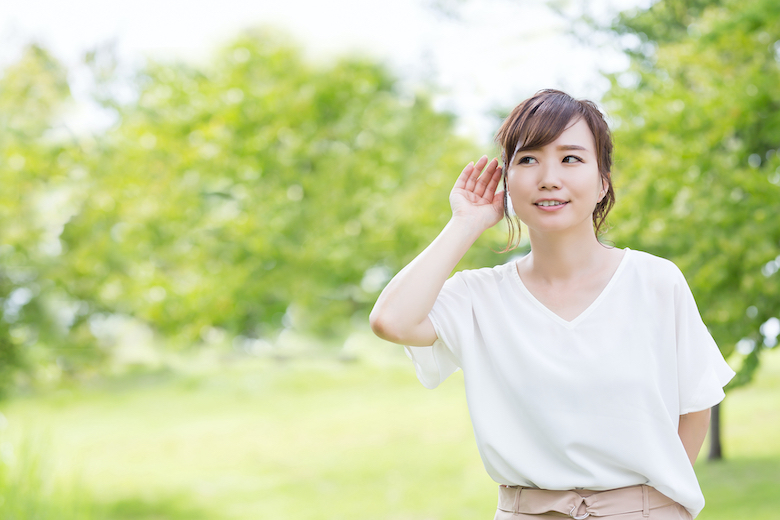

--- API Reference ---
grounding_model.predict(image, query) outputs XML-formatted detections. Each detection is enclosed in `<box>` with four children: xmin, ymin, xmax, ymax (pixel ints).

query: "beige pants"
<box><xmin>494</xmin><ymin>485</ymin><xmax>693</xmax><ymax>519</ymax></box>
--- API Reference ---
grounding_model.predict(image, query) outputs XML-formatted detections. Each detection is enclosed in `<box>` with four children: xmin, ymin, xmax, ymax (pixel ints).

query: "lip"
<box><xmin>533</xmin><ymin>198</ymin><xmax>569</xmax><ymax>211</ymax></box>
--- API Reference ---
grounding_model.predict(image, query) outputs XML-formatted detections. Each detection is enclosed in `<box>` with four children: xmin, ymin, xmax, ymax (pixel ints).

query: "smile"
<box><xmin>535</xmin><ymin>201</ymin><xmax>567</xmax><ymax>207</ymax></box>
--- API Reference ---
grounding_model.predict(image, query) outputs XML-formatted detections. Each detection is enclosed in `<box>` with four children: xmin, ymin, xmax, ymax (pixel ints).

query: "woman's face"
<box><xmin>506</xmin><ymin>117</ymin><xmax>606</xmax><ymax>237</ymax></box>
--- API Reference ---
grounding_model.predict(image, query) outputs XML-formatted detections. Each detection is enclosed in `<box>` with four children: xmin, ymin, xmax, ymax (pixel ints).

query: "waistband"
<box><xmin>497</xmin><ymin>484</ymin><xmax>675</xmax><ymax>519</ymax></box>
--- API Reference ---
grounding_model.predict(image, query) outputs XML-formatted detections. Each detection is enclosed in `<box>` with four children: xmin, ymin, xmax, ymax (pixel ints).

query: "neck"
<box><xmin>525</xmin><ymin>224</ymin><xmax>608</xmax><ymax>282</ymax></box>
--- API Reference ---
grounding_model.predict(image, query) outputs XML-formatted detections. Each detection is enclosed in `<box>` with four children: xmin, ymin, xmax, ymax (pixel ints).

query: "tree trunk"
<box><xmin>708</xmin><ymin>402</ymin><xmax>722</xmax><ymax>460</ymax></box>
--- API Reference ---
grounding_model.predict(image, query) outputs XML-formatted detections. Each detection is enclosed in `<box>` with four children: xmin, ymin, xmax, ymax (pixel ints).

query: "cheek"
<box><xmin>505</xmin><ymin>170</ymin><xmax>526</xmax><ymax>194</ymax></box>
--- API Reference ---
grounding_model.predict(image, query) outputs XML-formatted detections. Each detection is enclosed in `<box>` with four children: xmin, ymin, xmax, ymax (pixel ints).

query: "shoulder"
<box><xmin>626</xmin><ymin>249</ymin><xmax>686</xmax><ymax>281</ymax></box>
<box><xmin>450</xmin><ymin>261</ymin><xmax>516</xmax><ymax>289</ymax></box>
<box><xmin>624</xmin><ymin>249</ymin><xmax>691</xmax><ymax>298</ymax></box>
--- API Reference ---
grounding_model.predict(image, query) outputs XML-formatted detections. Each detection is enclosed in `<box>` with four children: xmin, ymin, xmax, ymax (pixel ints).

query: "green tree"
<box><xmin>603</xmin><ymin>0</ymin><xmax>780</xmax><ymax>456</ymax></box>
<box><xmin>52</xmin><ymin>29</ymin><xmax>500</xmax><ymax>351</ymax></box>
<box><xmin>0</xmin><ymin>30</ymin><xmax>511</xmax><ymax>392</ymax></box>
<box><xmin>0</xmin><ymin>45</ymin><xmax>101</xmax><ymax>395</ymax></box>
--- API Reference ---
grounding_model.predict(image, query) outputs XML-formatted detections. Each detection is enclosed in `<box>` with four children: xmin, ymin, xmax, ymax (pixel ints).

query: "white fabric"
<box><xmin>404</xmin><ymin>248</ymin><xmax>734</xmax><ymax>519</ymax></box>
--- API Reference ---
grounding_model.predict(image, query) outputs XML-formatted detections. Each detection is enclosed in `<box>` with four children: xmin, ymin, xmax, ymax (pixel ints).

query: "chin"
<box><xmin>525</xmin><ymin>218</ymin><xmax>595</xmax><ymax>236</ymax></box>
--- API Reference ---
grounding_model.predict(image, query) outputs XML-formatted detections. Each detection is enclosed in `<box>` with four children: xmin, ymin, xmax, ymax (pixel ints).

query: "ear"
<box><xmin>598</xmin><ymin>175</ymin><xmax>610</xmax><ymax>202</ymax></box>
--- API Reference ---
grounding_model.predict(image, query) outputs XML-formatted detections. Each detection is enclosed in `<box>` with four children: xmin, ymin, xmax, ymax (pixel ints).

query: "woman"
<box><xmin>369</xmin><ymin>89</ymin><xmax>734</xmax><ymax>519</ymax></box>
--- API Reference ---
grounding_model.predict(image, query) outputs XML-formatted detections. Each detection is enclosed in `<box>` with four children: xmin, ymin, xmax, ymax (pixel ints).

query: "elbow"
<box><xmin>369</xmin><ymin>308</ymin><xmax>402</xmax><ymax>343</ymax></box>
<box><xmin>368</xmin><ymin>308</ymin><xmax>382</xmax><ymax>336</ymax></box>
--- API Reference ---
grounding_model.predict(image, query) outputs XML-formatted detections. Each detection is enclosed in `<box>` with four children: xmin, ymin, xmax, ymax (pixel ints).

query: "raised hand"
<box><xmin>450</xmin><ymin>155</ymin><xmax>505</xmax><ymax>231</ymax></box>
<box><xmin>370</xmin><ymin>157</ymin><xmax>504</xmax><ymax>346</ymax></box>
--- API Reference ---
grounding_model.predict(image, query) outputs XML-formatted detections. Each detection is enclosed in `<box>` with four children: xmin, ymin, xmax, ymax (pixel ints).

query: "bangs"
<box><xmin>499</xmin><ymin>93</ymin><xmax>583</xmax><ymax>161</ymax></box>
<box><xmin>517</xmin><ymin>99</ymin><xmax>581</xmax><ymax>152</ymax></box>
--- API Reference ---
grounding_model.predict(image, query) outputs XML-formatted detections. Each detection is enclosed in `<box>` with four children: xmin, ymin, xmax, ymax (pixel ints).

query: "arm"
<box><xmin>678</xmin><ymin>408</ymin><xmax>711</xmax><ymax>465</ymax></box>
<box><xmin>369</xmin><ymin>156</ymin><xmax>503</xmax><ymax>346</ymax></box>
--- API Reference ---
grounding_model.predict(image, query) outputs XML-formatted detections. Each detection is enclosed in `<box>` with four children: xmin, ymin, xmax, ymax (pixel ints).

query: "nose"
<box><xmin>538</xmin><ymin>162</ymin><xmax>561</xmax><ymax>190</ymax></box>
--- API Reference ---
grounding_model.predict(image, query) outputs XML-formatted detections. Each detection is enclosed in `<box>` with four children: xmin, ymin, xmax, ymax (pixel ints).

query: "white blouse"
<box><xmin>405</xmin><ymin>248</ymin><xmax>734</xmax><ymax>518</ymax></box>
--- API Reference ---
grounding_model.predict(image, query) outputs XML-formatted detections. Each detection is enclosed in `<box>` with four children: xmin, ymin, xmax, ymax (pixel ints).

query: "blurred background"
<box><xmin>0</xmin><ymin>0</ymin><xmax>778</xmax><ymax>518</ymax></box>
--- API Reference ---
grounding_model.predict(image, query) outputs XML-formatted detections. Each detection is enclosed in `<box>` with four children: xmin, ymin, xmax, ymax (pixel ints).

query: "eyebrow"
<box><xmin>518</xmin><ymin>144</ymin><xmax>589</xmax><ymax>152</ymax></box>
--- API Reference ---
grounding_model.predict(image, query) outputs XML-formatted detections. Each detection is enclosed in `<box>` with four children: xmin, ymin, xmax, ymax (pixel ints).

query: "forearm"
<box><xmin>678</xmin><ymin>408</ymin><xmax>711</xmax><ymax>465</ymax></box>
<box><xmin>369</xmin><ymin>217</ymin><xmax>483</xmax><ymax>344</ymax></box>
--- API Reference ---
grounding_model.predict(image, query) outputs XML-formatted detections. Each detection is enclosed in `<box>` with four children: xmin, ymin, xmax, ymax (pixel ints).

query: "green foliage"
<box><xmin>52</xmin><ymin>29</ymin><xmax>482</xmax><ymax>344</ymax></box>
<box><xmin>0</xmin><ymin>28</ymin><xmax>514</xmax><ymax>391</ymax></box>
<box><xmin>611</xmin><ymin>0</ymin><xmax>722</xmax><ymax>45</ymax></box>
<box><xmin>0</xmin><ymin>45</ymin><xmax>102</xmax><ymax>395</ymax></box>
<box><xmin>0</xmin><ymin>273</ymin><xmax>21</xmax><ymax>397</ymax></box>
<box><xmin>604</xmin><ymin>0</ymin><xmax>780</xmax><ymax>371</ymax></box>
<box><xmin>0</xmin><ymin>28</ymin><xmax>501</xmax><ymax>393</ymax></box>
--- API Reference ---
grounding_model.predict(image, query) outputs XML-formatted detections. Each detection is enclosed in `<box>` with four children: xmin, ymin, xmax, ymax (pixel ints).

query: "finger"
<box><xmin>453</xmin><ymin>161</ymin><xmax>474</xmax><ymax>190</ymax></box>
<box><xmin>484</xmin><ymin>164</ymin><xmax>502</xmax><ymax>198</ymax></box>
<box><xmin>464</xmin><ymin>155</ymin><xmax>488</xmax><ymax>192</ymax></box>
<box><xmin>492</xmin><ymin>190</ymin><xmax>506</xmax><ymax>211</ymax></box>
<box><xmin>474</xmin><ymin>158</ymin><xmax>499</xmax><ymax>198</ymax></box>
<box><xmin>463</xmin><ymin>158</ymin><xmax>483</xmax><ymax>192</ymax></box>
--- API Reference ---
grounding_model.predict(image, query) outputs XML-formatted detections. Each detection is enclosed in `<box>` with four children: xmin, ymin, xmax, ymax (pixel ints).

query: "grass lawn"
<box><xmin>1</xmin><ymin>338</ymin><xmax>778</xmax><ymax>519</ymax></box>
<box><xmin>695</xmin><ymin>346</ymin><xmax>780</xmax><ymax>520</ymax></box>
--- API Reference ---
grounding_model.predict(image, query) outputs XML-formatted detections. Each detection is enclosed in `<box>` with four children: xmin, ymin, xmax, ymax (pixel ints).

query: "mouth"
<box><xmin>534</xmin><ymin>200</ymin><xmax>568</xmax><ymax>207</ymax></box>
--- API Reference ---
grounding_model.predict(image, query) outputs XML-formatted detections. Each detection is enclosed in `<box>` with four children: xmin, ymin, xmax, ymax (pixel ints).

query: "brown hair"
<box><xmin>494</xmin><ymin>89</ymin><xmax>615</xmax><ymax>251</ymax></box>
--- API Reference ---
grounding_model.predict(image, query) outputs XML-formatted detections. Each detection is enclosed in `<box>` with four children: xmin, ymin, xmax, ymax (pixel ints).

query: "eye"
<box><xmin>518</xmin><ymin>156</ymin><xmax>537</xmax><ymax>164</ymax></box>
<box><xmin>562</xmin><ymin>155</ymin><xmax>583</xmax><ymax>164</ymax></box>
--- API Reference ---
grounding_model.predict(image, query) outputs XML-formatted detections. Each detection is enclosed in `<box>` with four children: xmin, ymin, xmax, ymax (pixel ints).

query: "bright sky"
<box><xmin>0</xmin><ymin>0</ymin><xmax>646</xmax><ymax>142</ymax></box>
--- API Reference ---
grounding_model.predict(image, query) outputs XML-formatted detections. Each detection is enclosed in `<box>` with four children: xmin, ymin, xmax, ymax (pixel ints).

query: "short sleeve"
<box><xmin>404</xmin><ymin>271</ymin><xmax>474</xmax><ymax>389</ymax></box>
<box><xmin>674</xmin><ymin>272</ymin><xmax>735</xmax><ymax>414</ymax></box>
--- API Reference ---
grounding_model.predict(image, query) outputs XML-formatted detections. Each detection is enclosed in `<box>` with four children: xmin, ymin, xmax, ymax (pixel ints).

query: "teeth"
<box><xmin>538</xmin><ymin>201</ymin><xmax>565</xmax><ymax>206</ymax></box>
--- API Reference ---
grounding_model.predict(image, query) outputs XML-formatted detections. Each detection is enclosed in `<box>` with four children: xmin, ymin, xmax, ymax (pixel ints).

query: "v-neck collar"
<box><xmin>509</xmin><ymin>248</ymin><xmax>631</xmax><ymax>329</ymax></box>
